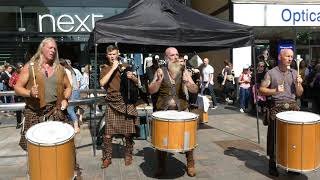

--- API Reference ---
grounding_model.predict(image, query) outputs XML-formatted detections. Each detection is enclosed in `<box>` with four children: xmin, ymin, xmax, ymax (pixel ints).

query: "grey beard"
<box><xmin>168</xmin><ymin>62</ymin><xmax>182</xmax><ymax>78</ymax></box>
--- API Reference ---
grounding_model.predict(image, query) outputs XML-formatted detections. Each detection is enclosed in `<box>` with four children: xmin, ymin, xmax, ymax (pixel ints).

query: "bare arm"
<box><xmin>259</xmin><ymin>73</ymin><xmax>278</xmax><ymax>96</ymax></box>
<box><xmin>63</xmin><ymin>74</ymin><xmax>72</xmax><ymax>99</ymax></box>
<box><xmin>148</xmin><ymin>68</ymin><xmax>163</xmax><ymax>94</ymax></box>
<box><xmin>99</xmin><ymin>61</ymin><xmax>118</xmax><ymax>87</ymax></box>
<box><xmin>14</xmin><ymin>63</ymin><xmax>32</xmax><ymax>97</ymax></box>
<box><xmin>183</xmin><ymin>70</ymin><xmax>198</xmax><ymax>94</ymax></box>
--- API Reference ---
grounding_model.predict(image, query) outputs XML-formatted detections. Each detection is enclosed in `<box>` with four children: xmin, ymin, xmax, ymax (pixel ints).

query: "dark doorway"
<box><xmin>58</xmin><ymin>43</ymin><xmax>81</xmax><ymax>64</ymax></box>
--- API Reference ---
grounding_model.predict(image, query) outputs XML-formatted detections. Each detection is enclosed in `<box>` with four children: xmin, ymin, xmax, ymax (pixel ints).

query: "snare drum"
<box><xmin>26</xmin><ymin>121</ymin><xmax>75</xmax><ymax>180</ymax></box>
<box><xmin>151</xmin><ymin>110</ymin><xmax>198</xmax><ymax>152</ymax></box>
<box><xmin>276</xmin><ymin>111</ymin><xmax>320</xmax><ymax>172</ymax></box>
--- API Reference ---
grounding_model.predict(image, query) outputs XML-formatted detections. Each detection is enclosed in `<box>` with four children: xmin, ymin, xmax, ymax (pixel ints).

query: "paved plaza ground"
<box><xmin>0</xmin><ymin>104</ymin><xmax>320</xmax><ymax>180</ymax></box>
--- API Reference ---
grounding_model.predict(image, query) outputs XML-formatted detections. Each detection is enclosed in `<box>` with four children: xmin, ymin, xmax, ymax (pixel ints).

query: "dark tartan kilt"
<box><xmin>105</xmin><ymin>105</ymin><xmax>137</xmax><ymax>135</ymax></box>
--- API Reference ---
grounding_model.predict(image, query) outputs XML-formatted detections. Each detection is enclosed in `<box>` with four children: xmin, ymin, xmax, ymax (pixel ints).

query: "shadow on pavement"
<box><xmin>137</xmin><ymin>147</ymin><xmax>186</xmax><ymax>179</ymax></box>
<box><xmin>198</xmin><ymin>123</ymin><xmax>214</xmax><ymax>130</ymax></box>
<box><xmin>224</xmin><ymin>147</ymin><xmax>308</xmax><ymax>180</ymax></box>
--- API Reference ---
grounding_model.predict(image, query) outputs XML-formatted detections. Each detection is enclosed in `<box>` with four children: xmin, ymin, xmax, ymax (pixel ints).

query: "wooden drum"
<box><xmin>151</xmin><ymin>110</ymin><xmax>198</xmax><ymax>152</ymax></box>
<box><xmin>26</xmin><ymin>121</ymin><xmax>75</xmax><ymax>180</ymax></box>
<box><xmin>276</xmin><ymin>111</ymin><xmax>320</xmax><ymax>172</ymax></box>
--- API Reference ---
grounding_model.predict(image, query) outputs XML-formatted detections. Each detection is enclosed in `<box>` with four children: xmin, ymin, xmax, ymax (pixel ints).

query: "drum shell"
<box><xmin>151</xmin><ymin>118</ymin><xmax>197</xmax><ymax>152</ymax></box>
<box><xmin>276</xmin><ymin>120</ymin><xmax>320</xmax><ymax>172</ymax></box>
<box><xmin>200</xmin><ymin>111</ymin><xmax>208</xmax><ymax>123</ymax></box>
<box><xmin>27</xmin><ymin>138</ymin><xmax>75</xmax><ymax>180</ymax></box>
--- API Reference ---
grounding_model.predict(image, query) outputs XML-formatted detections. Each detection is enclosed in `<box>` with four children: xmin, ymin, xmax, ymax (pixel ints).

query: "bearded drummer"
<box><xmin>14</xmin><ymin>37</ymin><xmax>72</xmax><ymax>151</ymax></box>
<box><xmin>148</xmin><ymin>47</ymin><xmax>198</xmax><ymax>177</ymax></box>
<box><xmin>259</xmin><ymin>48</ymin><xmax>303</xmax><ymax>177</ymax></box>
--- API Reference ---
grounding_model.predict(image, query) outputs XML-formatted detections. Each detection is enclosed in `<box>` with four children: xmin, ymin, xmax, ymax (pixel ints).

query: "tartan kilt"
<box><xmin>105</xmin><ymin>105</ymin><xmax>137</xmax><ymax>135</ymax></box>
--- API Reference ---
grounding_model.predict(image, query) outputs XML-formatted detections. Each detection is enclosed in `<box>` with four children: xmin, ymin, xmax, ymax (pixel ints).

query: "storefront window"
<box><xmin>0</xmin><ymin>6</ymin><xmax>19</xmax><ymax>31</ymax></box>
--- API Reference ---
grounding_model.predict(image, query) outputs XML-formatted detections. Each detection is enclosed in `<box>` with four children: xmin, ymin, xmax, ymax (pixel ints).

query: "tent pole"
<box><xmin>252</xmin><ymin>42</ymin><xmax>260</xmax><ymax>144</ymax></box>
<box><xmin>92</xmin><ymin>43</ymin><xmax>98</xmax><ymax>156</ymax></box>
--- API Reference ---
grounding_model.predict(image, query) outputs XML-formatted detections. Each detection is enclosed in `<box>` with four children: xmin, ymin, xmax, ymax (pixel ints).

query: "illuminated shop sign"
<box><xmin>234</xmin><ymin>4</ymin><xmax>320</xmax><ymax>26</ymax></box>
<box><xmin>38</xmin><ymin>13</ymin><xmax>104</xmax><ymax>32</ymax></box>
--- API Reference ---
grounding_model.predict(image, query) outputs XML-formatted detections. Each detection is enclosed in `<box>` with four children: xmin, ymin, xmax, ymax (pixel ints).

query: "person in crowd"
<box><xmin>298</xmin><ymin>59</ymin><xmax>308</xmax><ymax>107</ymax></box>
<box><xmin>305</xmin><ymin>59</ymin><xmax>317</xmax><ymax>84</ymax></box>
<box><xmin>9</xmin><ymin>62</ymin><xmax>24</xmax><ymax>128</ymax></box>
<box><xmin>304</xmin><ymin>59</ymin><xmax>318</xmax><ymax>111</ymax></box>
<box><xmin>179</xmin><ymin>56</ymin><xmax>200</xmax><ymax>109</ymax></box>
<box><xmin>221</xmin><ymin>60</ymin><xmax>235</xmax><ymax>104</ymax></box>
<box><xmin>145</xmin><ymin>55</ymin><xmax>160</xmax><ymax>111</ymax></box>
<box><xmin>1</xmin><ymin>64</ymin><xmax>13</xmax><ymax>103</ymax></box>
<box><xmin>81</xmin><ymin>64</ymin><xmax>90</xmax><ymax>90</ymax></box>
<box><xmin>14</xmin><ymin>37</ymin><xmax>72</xmax><ymax>151</ymax></box>
<box><xmin>238</xmin><ymin>65</ymin><xmax>251</xmax><ymax>113</ymax></box>
<box><xmin>261</xmin><ymin>49</ymin><xmax>273</xmax><ymax>70</ymax></box>
<box><xmin>99</xmin><ymin>45</ymin><xmax>138</xmax><ymax>169</ymax></box>
<box><xmin>310</xmin><ymin>64</ymin><xmax>320</xmax><ymax>114</ymax></box>
<box><xmin>76</xmin><ymin>64</ymin><xmax>90</xmax><ymax>123</ymax></box>
<box><xmin>259</xmin><ymin>48</ymin><xmax>303</xmax><ymax>177</ymax></box>
<box><xmin>60</xmin><ymin>59</ymin><xmax>81</xmax><ymax>133</ymax></box>
<box><xmin>251</xmin><ymin>61</ymin><xmax>267</xmax><ymax>114</ymax></box>
<box><xmin>200</xmin><ymin>58</ymin><xmax>218</xmax><ymax>109</ymax></box>
<box><xmin>148</xmin><ymin>47</ymin><xmax>198</xmax><ymax>177</ymax></box>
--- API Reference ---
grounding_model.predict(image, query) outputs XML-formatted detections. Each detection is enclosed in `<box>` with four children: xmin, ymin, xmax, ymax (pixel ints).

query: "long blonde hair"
<box><xmin>29</xmin><ymin>37</ymin><xmax>60</xmax><ymax>71</ymax></box>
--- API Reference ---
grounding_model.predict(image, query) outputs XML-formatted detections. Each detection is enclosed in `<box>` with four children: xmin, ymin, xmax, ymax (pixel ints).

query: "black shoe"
<box><xmin>16</xmin><ymin>124</ymin><xmax>21</xmax><ymax>129</ymax></box>
<box><xmin>268</xmin><ymin>168</ymin><xmax>279</xmax><ymax>177</ymax></box>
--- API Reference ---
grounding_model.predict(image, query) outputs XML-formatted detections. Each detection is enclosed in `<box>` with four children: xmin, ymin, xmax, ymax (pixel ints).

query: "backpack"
<box><xmin>120</xmin><ymin>70</ymin><xmax>139</xmax><ymax>104</ymax></box>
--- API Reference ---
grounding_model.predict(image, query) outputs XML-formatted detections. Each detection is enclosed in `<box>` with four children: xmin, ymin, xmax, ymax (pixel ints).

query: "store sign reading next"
<box><xmin>38</xmin><ymin>13</ymin><xmax>104</xmax><ymax>32</ymax></box>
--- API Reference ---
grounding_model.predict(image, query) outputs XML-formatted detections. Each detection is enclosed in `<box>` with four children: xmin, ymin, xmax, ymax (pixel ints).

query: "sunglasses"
<box><xmin>259</xmin><ymin>66</ymin><xmax>265</xmax><ymax>67</ymax></box>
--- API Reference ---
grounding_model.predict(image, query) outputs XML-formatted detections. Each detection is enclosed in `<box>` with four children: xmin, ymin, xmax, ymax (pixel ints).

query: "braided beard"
<box><xmin>168</xmin><ymin>61</ymin><xmax>183</xmax><ymax>79</ymax></box>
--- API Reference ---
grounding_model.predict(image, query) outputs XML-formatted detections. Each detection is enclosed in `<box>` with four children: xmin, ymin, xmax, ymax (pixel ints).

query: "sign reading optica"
<box><xmin>234</xmin><ymin>4</ymin><xmax>320</xmax><ymax>26</ymax></box>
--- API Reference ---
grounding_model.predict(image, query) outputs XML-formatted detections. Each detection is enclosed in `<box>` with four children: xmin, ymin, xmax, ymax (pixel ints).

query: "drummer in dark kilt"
<box><xmin>259</xmin><ymin>48</ymin><xmax>303</xmax><ymax>177</ymax></box>
<box><xmin>14</xmin><ymin>37</ymin><xmax>72</xmax><ymax>151</ymax></box>
<box><xmin>99</xmin><ymin>45</ymin><xmax>139</xmax><ymax>168</ymax></box>
<box><xmin>148</xmin><ymin>47</ymin><xmax>198</xmax><ymax>177</ymax></box>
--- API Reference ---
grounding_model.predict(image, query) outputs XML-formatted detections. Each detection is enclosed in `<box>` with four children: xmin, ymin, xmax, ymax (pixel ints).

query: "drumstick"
<box><xmin>30</xmin><ymin>62</ymin><xmax>38</xmax><ymax>98</ymax></box>
<box><xmin>30</xmin><ymin>62</ymin><xmax>37</xmax><ymax>86</ymax></box>
<box><xmin>296</xmin><ymin>57</ymin><xmax>301</xmax><ymax>86</ymax></box>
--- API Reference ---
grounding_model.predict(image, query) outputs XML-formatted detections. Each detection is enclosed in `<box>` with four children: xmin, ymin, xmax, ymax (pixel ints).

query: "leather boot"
<box><xmin>186</xmin><ymin>151</ymin><xmax>196</xmax><ymax>177</ymax></box>
<box><xmin>154</xmin><ymin>150</ymin><xmax>167</xmax><ymax>177</ymax></box>
<box><xmin>101</xmin><ymin>137</ymin><xmax>112</xmax><ymax>169</ymax></box>
<box><xmin>268</xmin><ymin>159</ymin><xmax>279</xmax><ymax>177</ymax></box>
<box><xmin>124</xmin><ymin>136</ymin><xmax>134</xmax><ymax>166</ymax></box>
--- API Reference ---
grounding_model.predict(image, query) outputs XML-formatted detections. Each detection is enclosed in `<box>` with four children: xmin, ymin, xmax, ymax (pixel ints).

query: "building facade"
<box><xmin>0</xmin><ymin>0</ymin><xmax>130</xmax><ymax>65</ymax></box>
<box><xmin>0</xmin><ymin>0</ymin><xmax>192</xmax><ymax>66</ymax></box>
<box><xmin>192</xmin><ymin>0</ymin><xmax>320</xmax><ymax>75</ymax></box>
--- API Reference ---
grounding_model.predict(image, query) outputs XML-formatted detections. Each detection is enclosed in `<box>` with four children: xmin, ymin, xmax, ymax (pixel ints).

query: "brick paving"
<box><xmin>0</xmin><ymin>104</ymin><xmax>320</xmax><ymax>180</ymax></box>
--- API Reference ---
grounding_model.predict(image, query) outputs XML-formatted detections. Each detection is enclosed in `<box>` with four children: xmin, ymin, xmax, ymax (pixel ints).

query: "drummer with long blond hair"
<box><xmin>14</xmin><ymin>37</ymin><xmax>72</xmax><ymax>151</ymax></box>
<box><xmin>259</xmin><ymin>48</ymin><xmax>303</xmax><ymax>177</ymax></box>
<box><xmin>148</xmin><ymin>47</ymin><xmax>198</xmax><ymax>177</ymax></box>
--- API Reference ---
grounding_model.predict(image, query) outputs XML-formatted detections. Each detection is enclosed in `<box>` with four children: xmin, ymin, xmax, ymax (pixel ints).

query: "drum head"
<box><xmin>276</xmin><ymin>111</ymin><xmax>320</xmax><ymax>124</ymax></box>
<box><xmin>152</xmin><ymin>110</ymin><xmax>198</xmax><ymax>121</ymax></box>
<box><xmin>26</xmin><ymin>121</ymin><xmax>75</xmax><ymax>146</ymax></box>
